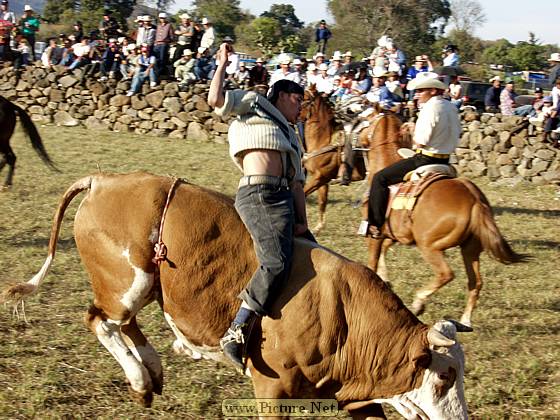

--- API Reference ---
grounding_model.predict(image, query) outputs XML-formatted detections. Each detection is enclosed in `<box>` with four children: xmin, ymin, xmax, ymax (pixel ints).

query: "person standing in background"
<box><xmin>154</xmin><ymin>12</ymin><xmax>174</xmax><ymax>77</ymax></box>
<box><xmin>19</xmin><ymin>4</ymin><xmax>39</xmax><ymax>61</ymax></box>
<box><xmin>315</xmin><ymin>19</ymin><xmax>331</xmax><ymax>54</ymax></box>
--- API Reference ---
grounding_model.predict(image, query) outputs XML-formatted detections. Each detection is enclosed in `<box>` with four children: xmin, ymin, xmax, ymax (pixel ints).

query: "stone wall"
<box><xmin>1</xmin><ymin>65</ymin><xmax>559</xmax><ymax>185</ymax></box>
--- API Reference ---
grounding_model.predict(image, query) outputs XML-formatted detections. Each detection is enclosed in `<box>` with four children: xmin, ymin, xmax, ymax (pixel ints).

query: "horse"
<box><xmin>0</xmin><ymin>96</ymin><xmax>58</xmax><ymax>189</ymax></box>
<box><xmin>358</xmin><ymin>109</ymin><xmax>529</xmax><ymax>327</ymax></box>
<box><xmin>299</xmin><ymin>86</ymin><xmax>367</xmax><ymax>233</ymax></box>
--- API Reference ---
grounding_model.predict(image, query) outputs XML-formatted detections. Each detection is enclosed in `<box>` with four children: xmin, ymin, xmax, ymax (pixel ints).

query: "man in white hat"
<box><xmin>343</xmin><ymin>50</ymin><xmax>353</xmax><ymax>64</ymax></box>
<box><xmin>154</xmin><ymin>12</ymin><xmax>174</xmax><ymax>76</ymax></box>
<box><xmin>200</xmin><ymin>17</ymin><xmax>215</xmax><ymax>50</ymax></box>
<box><xmin>174</xmin><ymin>48</ymin><xmax>195</xmax><ymax>86</ymax></box>
<box><xmin>364</xmin><ymin>74</ymin><xmax>461</xmax><ymax>238</ymax></box>
<box><xmin>484</xmin><ymin>76</ymin><xmax>502</xmax><ymax>113</ymax></box>
<box><xmin>548</xmin><ymin>53</ymin><xmax>560</xmax><ymax>85</ymax></box>
<box><xmin>327</xmin><ymin>51</ymin><xmax>343</xmax><ymax>77</ymax></box>
<box><xmin>174</xmin><ymin>13</ymin><xmax>194</xmax><ymax>59</ymax></box>
<box><xmin>269</xmin><ymin>54</ymin><xmax>300</xmax><ymax>86</ymax></box>
<box><xmin>248</xmin><ymin>57</ymin><xmax>269</xmax><ymax>87</ymax></box>
<box><xmin>315</xmin><ymin>62</ymin><xmax>334</xmax><ymax>94</ymax></box>
<box><xmin>137</xmin><ymin>16</ymin><xmax>156</xmax><ymax>48</ymax></box>
<box><xmin>194</xmin><ymin>46</ymin><xmax>215</xmax><ymax>81</ymax></box>
<box><xmin>20</xmin><ymin>4</ymin><xmax>39</xmax><ymax>59</ymax></box>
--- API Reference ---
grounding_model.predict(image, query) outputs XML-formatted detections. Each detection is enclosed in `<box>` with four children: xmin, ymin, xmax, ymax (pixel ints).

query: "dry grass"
<box><xmin>0</xmin><ymin>125</ymin><xmax>559</xmax><ymax>419</ymax></box>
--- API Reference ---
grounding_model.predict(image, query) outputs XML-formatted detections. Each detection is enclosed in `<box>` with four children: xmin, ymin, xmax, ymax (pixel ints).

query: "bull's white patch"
<box><xmin>164</xmin><ymin>312</ymin><xmax>227</xmax><ymax>364</ymax></box>
<box><xmin>148</xmin><ymin>226</ymin><xmax>159</xmax><ymax>244</ymax></box>
<box><xmin>127</xmin><ymin>342</ymin><xmax>163</xmax><ymax>385</ymax></box>
<box><xmin>120</xmin><ymin>248</ymin><xmax>154</xmax><ymax>312</ymax></box>
<box><xmin>95</xmin><ymin>320</ymin><xmax>152</xmax><ymax>394</ymax></box>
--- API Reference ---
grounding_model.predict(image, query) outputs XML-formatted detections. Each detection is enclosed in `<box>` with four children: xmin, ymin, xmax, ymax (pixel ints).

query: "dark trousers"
<box><xmin>24</xmin><ymin>34</ymin><xmax>35</xmax><ymax>61</ymax></box>
<box><xmin>544</xmin><ymin>116</ymin><xmax>559</xmax><ymax>133</ymax></box>
<box><xmin>316</xmin><ymin>39</ymin><xmax>328</xmax><ymax>54</ymax></box>
<box><xmin>235</xmin><ymin>184</ymin><xmax>295</xmax><ymax>317</ymax></box>
<box><xmin>368</xmin><ymin>154</ymin><xmax>449</xmax><ymax>228</ymax></box>
<box><xmin>153</xmin><ymin>44</ymin><xmax>169</xmax><ymax>76</ymax></box>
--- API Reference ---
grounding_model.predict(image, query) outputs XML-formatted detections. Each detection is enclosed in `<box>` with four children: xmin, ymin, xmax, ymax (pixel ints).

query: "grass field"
<box><xmin>0</xmin><ymin>125</ymin><xmax>559</xmax><ymax>419</ymax></box>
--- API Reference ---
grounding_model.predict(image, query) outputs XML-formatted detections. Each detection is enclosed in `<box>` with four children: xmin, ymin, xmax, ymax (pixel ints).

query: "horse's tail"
<box><xmin>8</xmin><ymin>99</ymin><xmax>58</xmax><ymax>171</ymax></box>
<box><xmin>459</xmin><ymin>178</ymin><xmax>530</xmax><ymax>264</ymax></box>
<box><xmin>1</xmin><ymin>176</ymin><xmax>93</xmax><ymax>305</ymax></box>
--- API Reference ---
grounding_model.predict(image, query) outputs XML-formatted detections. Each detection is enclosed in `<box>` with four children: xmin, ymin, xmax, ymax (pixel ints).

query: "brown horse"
<box><xmin>0</xmin><ymin>96</ymin><xmax>58</xmax><ymax>189</ymax></box>
<box><xmin>359</xmin><ymin>109</ymin><xmax>529</xmax><ymax>327</ymax></box>
<box><xmin>299</xmin><ymin>86</ymin><xmax>366</xmax><ymax>233</ymax></box>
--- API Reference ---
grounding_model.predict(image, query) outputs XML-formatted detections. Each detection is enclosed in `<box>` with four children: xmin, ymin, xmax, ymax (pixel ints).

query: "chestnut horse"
<box><xmin>0</xmin><ymin>96</ymin><xmax>58</xmax><ymax>189</ymax></box>
<box><xmin>299</xmin><ymin>86</ymin><xmax>366</xmax><ymax>233</ymax></box>
<box><xmin>359</xmin><ymin>110</ymin><xmax>529</xmax><ymax>326</ymax></box>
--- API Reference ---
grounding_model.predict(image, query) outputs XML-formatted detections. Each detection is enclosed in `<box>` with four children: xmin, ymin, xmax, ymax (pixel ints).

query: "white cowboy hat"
<box><xmin>197</xmin><ymin>46</ymin><xmax>206</xmax><ymax>54</ymax></box>
<box><xmin>307</xmin><ymin>63</ymin><xmax>317</xmax><ymax>71</ymax></box>
<box><xmin>183</xmin><ymin>49</ymin><xmax>193</xmax><ymax>56</ymax></box>
<box><xmin>24</xmin><ymin>4</ymin><xmax>32</xmax><ymax>10</ymax></box>
<box><xmin>128</xmin><ymin>43</ymin><xmax>137</xmax><ymax>49</ymax></box>
<box><xmin>377</xmin><ymin>35</ymin><xmax>392</xmax><ymax>48</ymax></box>
<box><xmin>279</xmin><ymin>54</ymin><xmax>291</xmax><ymax>65</ymax></box>
<box><xmin>158</xmin><ymin>12</ymin><xmax>167</xmax><ymax>19</ymax></box>
<box><xmin>179</xmin><ymin>13</ymin><xmax>190</xmax><ymax>20</ymax></box>
<box><xmin>372</xmin><ymin>67</ymin><xmax>388</xmax><ymax>78</ymax></box>
<box><xmin>143</xmin><ymin>16</ymin><xmax>153</xmax><ymax>22</ymax></box>
<box><xmin>548</xmin><ymin>53</ymin><xmax>560</xmax><ymax>62</ymax></box>
<box><xmin>407</xmin><ymin>72</ymin><xmax>447</xmax><ymax>90</ymax></box>
<box><xmin>256</xmin><ymin>57</ymin><xmax>264</xmax><ymax>63</ymax></box>
<box><xmin>331</xmin><ymin>51</ymin><xmax>342</xmax><ymax>61</ymax></box>
<box><xmin>489</xmin><ymin>76</ymin><xmax>501</xmax><ymax>82</ymax></box>
<box><xmin>293</xmin><ymin>58</ymin><xmax>302</xmax><ymax>65</ymax></box>
<box><xmin>318</xmin><ymin>63</ymin><xmax>328</xmax><ymax>71</ymax></box>
<box><xmin>201</xmin><ymin>17</ymin><xmax>210</xmax><ymax>24</ymax></box>
<box><xmin>314</xmin><ymin>52</ymin><xmax>325</xmax><ymax>59</ymax></box>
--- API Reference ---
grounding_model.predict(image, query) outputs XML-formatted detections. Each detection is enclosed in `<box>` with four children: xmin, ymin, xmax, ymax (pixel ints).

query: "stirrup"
<box><xmin>220</xmin><ymin>323</ymin><xmax>248</xmax><ymax>372</ymax></box>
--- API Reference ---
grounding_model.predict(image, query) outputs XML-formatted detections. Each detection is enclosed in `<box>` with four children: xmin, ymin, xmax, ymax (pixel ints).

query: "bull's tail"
<box><xmin>1</xmin><ymin>176</ymin><xmax>93</xmax><ymax>306</ymax></box>
<box><xmin>9</xmin><ymin>99</ymin><xmax>59</xmax><ymax>171</ymax></box>
<box><xmin>459</xmin><ymin>178</ymin><xmax>530</xmax><ymax>264</ymax></box>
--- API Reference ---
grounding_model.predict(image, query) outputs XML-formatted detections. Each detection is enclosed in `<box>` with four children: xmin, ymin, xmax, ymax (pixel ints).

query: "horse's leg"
<box><xmin>314</xmin><ymin>184</ymin><xmax>329</xmax><ymax>234</ymax></box>
<box><xmin>376</xmin><ymin>238</ymin><xmax>394</xmax><ymax>283</ymax></box>
<box><xmin>459</xmin><ymin>238</ymin><xmax>483</xmax><ymax>327</ymax></box>
<box><xmin>1</xmin><ymin>146</ymin><xmax>16</xmax><ymax>188</ymax></box>
<box><xmin>121</xmin><ymin>317</ymin><xmax>164</xmax><ymax>395</ymax></box>
<box><xmin>410</xmin><ymin>248</ymin><xmax>455</xmax><ymax>316</ymax></box>
<box><xmin>367</xmin><ymin>238</ymin><xmax>383</xmax><ymax>272</ymax></box>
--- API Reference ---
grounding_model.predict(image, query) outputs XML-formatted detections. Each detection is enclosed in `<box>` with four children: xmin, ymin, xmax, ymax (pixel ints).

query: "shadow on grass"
<box><xmin>493</xmin><ymin>206</ymin><xmax>560</xmax><ymax>218</ymax></box>
<box><xmin>510</xmin><ymin>239</ymin><xmax>560</xmax><ymax>250</ymax></box>
<box><xmin>3</xmin><ymin>236</ymin><xmax>76</xmax><ymax>250</ymax></box>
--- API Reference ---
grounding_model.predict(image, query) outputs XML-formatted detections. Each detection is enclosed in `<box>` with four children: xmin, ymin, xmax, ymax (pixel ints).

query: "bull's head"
<box><xmin>374</xmin><ymin>320</ymin><xmax>471</xmax><ymax>420</ymax></box>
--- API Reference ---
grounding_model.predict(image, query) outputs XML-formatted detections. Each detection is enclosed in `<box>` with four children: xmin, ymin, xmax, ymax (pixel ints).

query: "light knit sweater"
<box><xmin>214</xmin><ymin>90</ymin><xmax>305</xmax><ymax>183</ymax></box>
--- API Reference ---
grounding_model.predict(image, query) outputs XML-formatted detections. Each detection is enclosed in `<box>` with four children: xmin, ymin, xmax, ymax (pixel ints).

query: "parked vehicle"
<box><xmin>459</xmin><ymin>81</ymin><xmax>492</xmax><ymax>111</ymax></box>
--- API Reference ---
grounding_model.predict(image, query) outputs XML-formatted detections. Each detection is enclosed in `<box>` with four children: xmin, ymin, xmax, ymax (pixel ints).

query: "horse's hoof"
<box><xmin>127</xmin><ymin>384</ymin><xmax>154</xmax><ymax>407</ymax></box>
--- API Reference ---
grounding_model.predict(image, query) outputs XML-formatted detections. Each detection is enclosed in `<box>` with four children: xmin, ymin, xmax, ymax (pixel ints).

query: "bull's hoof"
<box><xmin>127</xmin><ymin>384</ymin><xmax>154</xmax><ymax>407</ymax></box>
<box><xmin>411</xmin><ymin>300</ymin><xmax>425</xmax><ymax>316</ymax></box>
<box><xmin>152</xmin><ymin>375</ymin><xmax>164</xmax><ymax>395</ymax></box>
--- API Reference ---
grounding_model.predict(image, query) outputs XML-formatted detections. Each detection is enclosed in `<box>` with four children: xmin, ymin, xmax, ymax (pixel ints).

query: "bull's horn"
<box><xmin>447</xmin><ymin>319</ymin><xmax>474</xmax><ymax>333</ymax></box>
<box><xmin>427</xmin><ymin>328</ymin><xmax>456</xmax><ymax>347</ymax></box>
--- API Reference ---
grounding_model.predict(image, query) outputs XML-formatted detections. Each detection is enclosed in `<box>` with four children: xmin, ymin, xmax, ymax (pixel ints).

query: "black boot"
<box><xmin>220</xmin><ymin>322</ymin><xmax>249</xmax><ymax>372</ymax></box>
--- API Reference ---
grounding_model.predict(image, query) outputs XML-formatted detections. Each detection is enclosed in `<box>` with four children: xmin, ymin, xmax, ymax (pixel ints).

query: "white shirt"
<box><xmin>1</xmin><ymin>11</ymin><xmax>16</xmax><ymax>24</ymax></box>
<box><xmin>225</xmin><ymin>52</ymin><xmax>239</xmax><ymax>76</ymax></box>
<box><xmin>551</xmin><ymin>86</ymin><xmax>560</xmax><ymax>110</ymax></box>
<box><xmin>414</xmin><ymin>95</ymin><xmax>461</xmax><ymax>155</ymax></box>
<box><xmin>269</xmin><ymin>68</ymin><xmax>300</xmax><ymax>86</ymax></box>
<box><xmin>72</xmin><ymin>42</ymin><xmax>91</xmax><ymax>58</ymax></box>
<box><xmin>443</xmin><ymin>52</ymin><xmax>459</xmax><ymax>67</ymax></box>
<box><xmin>200</xmin><ymin>26</ymin><xmax>215</xmax><ymax>49</ymax></box>
<box><xmin>315</xmin><ymin>74</ymin><xmax>334</xmax><ymax>94</ymax></box>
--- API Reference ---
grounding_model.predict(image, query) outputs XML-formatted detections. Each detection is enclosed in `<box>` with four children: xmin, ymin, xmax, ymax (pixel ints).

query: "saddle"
<box><xmin>387</xmin><ymin>165</ymin><xmax>457</xmax><ymax>216</ymax></box>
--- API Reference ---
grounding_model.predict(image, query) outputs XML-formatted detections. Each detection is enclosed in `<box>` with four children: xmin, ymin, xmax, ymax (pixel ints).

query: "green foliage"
<box><xmin>260</xmin><ymin>4</ymin><xmax>303</xmax><ymax>36</ymax></box>
<box><xmin>327</xmin><ymin>0</ymin><xmax>451</xmax><ymax>59</ymax></box>
<box><xmin>480</xmin><ymin>38</ymin><xmax>514</xmax><ymax>67</ymax></box>
<box><xmin>446</xmin><ymin>29</ymin><xmax>484</xmax><ymax>63</ymax></box>
<box><xmin>244</xmin><ymin>16</ymin><xmax>281</xmax><ymax>57</ymax></box>
<box><xmin>42</xmin><ymin>0</ymin><xmax>77</xmax><ymax>24</ymax></box>
<box><xmin>192</xmin><ymin>0</ymin><xmax>251</xmax><ymax>39</ymax></box>
<box><xmin>480</xmin><ymin>34</ymin><xmax>548</xmax><ymax>71</ymax></box>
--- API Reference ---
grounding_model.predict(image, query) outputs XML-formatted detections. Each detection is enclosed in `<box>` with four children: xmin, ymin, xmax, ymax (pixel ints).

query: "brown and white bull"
<box><xmin>3</xmin><ymin>172</ymin><xmax>470</xmax><ymax>419</ymax></box>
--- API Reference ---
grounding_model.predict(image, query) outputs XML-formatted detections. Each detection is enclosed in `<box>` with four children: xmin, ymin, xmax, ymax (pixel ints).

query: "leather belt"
<box><xmin>416</xmin><ymin>149</ymin><xmax>450</xmax><ymax>159</ymax></box>
<box><xmin>239</xmin><ymin>175</ymin><xmax>289</xmax><ymax>188</ymax></box>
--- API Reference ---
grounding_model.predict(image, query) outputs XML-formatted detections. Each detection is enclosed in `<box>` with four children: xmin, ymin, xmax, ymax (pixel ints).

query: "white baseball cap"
<box><xmin>24</xmin><ymin>4</ymin><xmax>32</xmax><ymax>10</ymax></box>
<box><xmin>158</xmin><ymin>12</ymin><xmax>167</xmax><ymax>19</ymax></box>
<box><xmin>201</xmin><ymin>17</ymin><xmax>210</xmax><ymax>24</ymax></box>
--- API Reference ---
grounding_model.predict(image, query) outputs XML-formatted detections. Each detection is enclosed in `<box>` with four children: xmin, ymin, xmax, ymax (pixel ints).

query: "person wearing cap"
<box><xmin>248</xmin><ymin>57</ymin><xmax>269</xmax><ymax>88</ymax></box>
<box><xmin>223</xmin><ymin>36</ymin><xmax>239</xmax><ymax>80</ymax></box>
<box><xmin>547</xmin><ymin>53</ymin><xmax>560</xmax><ymax>85</ymax></box>
<box><xmin>174</xmin><ymin>13</ymin><xmax>193</xmax><ymax>59</ymax></box>
<box><xmin>406</xmin><ymin>55</ymin><xmax>433</xmax><ymax>82</ymax></box>
<box><xmin>191</xmin><ymin>20</ymin><xmax>204</xmax><ymax>52</ymax></box>
<box><xmin>514</xmin><ymin>86</ymin><xmax>544</xmax><ymax>117</ymax></box>
<box><xmin>200</xmin><ymin>17</ymin><xmax>215</xmax><ymax>50</ymax></box>
<box><xmin>365</xmin><ymin>75</ymin><xmax>461</xmax><ymax>238</ymax></box>
<box><xmin>208</xmin><ymin>42</ymin><xmax>310</xmax><ymax>372</ymax></box>
<box><xmin>484</xmin><ymin>76</ymin><xmax>502</xmax><ymax>113</ymax></box>
<box><xmin>442</xmin><ymin>44</ymin><xmax>459</xmax><ymax>67</ymax></box>
<box><xmin>120</xmin><ymin>42</ymin><xmax>138</xmax><ymax>80</ymax></box>
<box><xmin>315</xmin><ymin>19</ymin><xmax>331</xmax><ymax>54</ymax></box>
<box><xmin>291</xmin><ymin>58</ymin><xmax>306</xmax><ymax>88</ymax></box>
<box><xmin>137</xmin><ymin>16</ymin><xmax>156</xmax><ymax>49</ymax></box>
<box><xmin>499</xmin><ymin>80</ymin><xmax>517</xmax><ymax>116</ymax></box>
<box><xmin>154</xmin><ymin>12</ymin><xmax>174</xmax><ymax>77</ymax></box>
<box><xmin>174</xmin><ymin>48</ymin><xmax>196</xmax><ymax>86</ymax></box>
<box><xmin>530</xmin><ymin>94</ymin><xmax>553</xmax><ymax>124</ymax></box>
<box><xmin>1</xmin><ymin>0</ymin><xmax>15</xmax><ymax>24</ymax></box>
<box><xmin>313</xmin><ymin>51</ymin><xmax>325</xmax><ymax>66</ymax></box>
<box><xmin>99</xmin><ymin>10</ymin><xmax>121</xmax><ymax>41</ymax></box>
<box><xmin>343</xmin><ymin>51</ymin><xmax>353</xmax><ymax>64</ymax></box>
<box><xmin>19</xmin><ymin>4</ymin><xmax>39</xmax><ymax>60</ymax></box>
<box><xmin>194</xmin><ymin>46</ymin><xmax>215</xmax><ymax>82</ymax></box>
<box><xmin>386</xmin><ymin>42</ymin><xmax>406</xmax><ymax>76</ymax></box>
<box><xmin>127</xmin><ymin>44</ymin><xmax>157</xmax><ymax>95</ymax></box>
<box><xmin>233</xmin><ymin>61</ymin><xmax>250</xmax><ymax>89</ymax></box>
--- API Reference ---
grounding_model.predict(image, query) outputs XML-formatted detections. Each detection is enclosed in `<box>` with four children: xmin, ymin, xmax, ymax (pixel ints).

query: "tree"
<box><xmin>448</xmin><ymin>0</ymin><xmax>485</xmax><ymax>33</ymax></box>
<box><xmin>192</xmin><ymin>0</ymin><xmax>251</xmax><ymax>39</ymax></box>
<box><xmin>43</xmin><ymin>0</ymin><xmax>78</xmax><ymax>23</ymax></box>
<box><xmin>260</xmin><ymin>4</ymin><xmax>304</xmax><ymax>36</ymax></box>
<box><xmin>327</xmin><ymin>0</ymin><xmax>452</xmax><ymax>59</ymax></box>
<box><xmin>480</xmin><ymin>38</ymin><xmax>513</xmax><ymax>67</ymax></box>
<box><xmin>507</xmin><ymin>33</ymin><xmax>547</xmax><ymax>71</ymax></box>
<box><xmin>237</xmin><ymin>16</ymin><xmax>281</xmax><ymax>57</ymax></box>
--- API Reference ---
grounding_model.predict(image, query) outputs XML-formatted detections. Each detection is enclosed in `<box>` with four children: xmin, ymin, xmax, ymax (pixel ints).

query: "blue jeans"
<box><xmin>130</xmin><ymin>67</ymin><xmax>157</xmax><ymax>93</ymax></box>
<box><xmin>153</xmin><ymin>44</ymin><xmax>169</xmax><ymax>75</ymax></box>
<box><xmin>234</xmin><ymin>184</ymin><xmax>295</xmax><ymax>316</ymax></box>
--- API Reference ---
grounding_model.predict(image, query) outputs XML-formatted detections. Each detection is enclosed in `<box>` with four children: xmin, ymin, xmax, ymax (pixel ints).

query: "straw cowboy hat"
<box><xmin>489</xmin><ymin>76</ymin><xmax>502</xmax><ymax>82</ymax></box>
<box><xmin>201</xmin><ymin>17</ymin><xmax>210</xmax><ymax>25</ymax></box>
<box><xmin>371</xmin><ymin>67</ymin><xmax>388</xmax><ymax>78</ymax></box>
<box><xmin>548</xmin><ymin>53</ymin><xmax>560</xmax><ymax>62</ymax></box>
<box><xmin>343</xmin><ymin>51</ymin><xmax>353</xmax><ymax>57</ymax></box>
<box><xmin>407</xmin><ymin>72</ymin><xmax>447</xmax><ymax>90</ymax></box>
<box><xmin>183</xmin><ymin>49</ymin><xmax>193</xmax><ymax>56</ymax></box>
<box><xmin>318</xmin><ymin>63</ymin><xmax>328</xmax><ymax>71</ymax></box>
<box><xmin>179</xmin><ymin>13</ymin><xmax>190</xmax><ymax>20</ymax></box>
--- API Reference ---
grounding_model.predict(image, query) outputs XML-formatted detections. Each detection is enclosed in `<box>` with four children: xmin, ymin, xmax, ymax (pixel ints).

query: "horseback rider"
<box><xmin>208</xmin><ymin>42</ymin><xmax>312</xmax><ymax>371</ymax></box>
<box><xmin>365</xmin><ymin>74</ymin><xmax>461</xmax><ymax>238</ymax></box>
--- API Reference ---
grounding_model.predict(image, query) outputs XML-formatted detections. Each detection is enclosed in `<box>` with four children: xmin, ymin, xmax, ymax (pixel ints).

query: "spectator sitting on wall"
<box><xmin>127</xmin><ymin>44</ymin><xmax>157</xmax><ymax>96</ymax></box>
<box><xmin>66</xmin><ymin>36</ymin><xmax>91</xmax><ymax>71</ymax></box>
<box><xmin>98</xmin><ymin>41</ymin><xmax>120</xmax><ymax>81</ymax></box>
<box><xmin>515</xmin><ymin>86</ymin><xmax>544</xmax><ymax>117</ymax></box>
<box><xmin>248</xmin><ymin>57</ymin><xmax>268</xmax><ymax>88</ymax></box>
<box><xmin>174</xmin><ymin>48</ymin><xmax>196</xmax><ymax>86</ymax></box>
<box><xmin>120</xmin><ymin>42</ymin><xmax>137</xmax><ymax>80</ymax></box>
<box><xmin>194</xmin><ymin>46</ymin><xmax>215</xmax><ymax>82</ymax></box>
<box><xmin>484</xmin><ymin>76</ymin><xmax>502</xmax><ymax>113</ymax></box>
<box><xmin>448</xmin><ymin>75</ymin><xmax>463</xmax><ymax>109</ymax></box>
<box><xmin>499</xmin><ymin>80</ymin><xmax>517</xmax><ymax>116</ymax></box>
